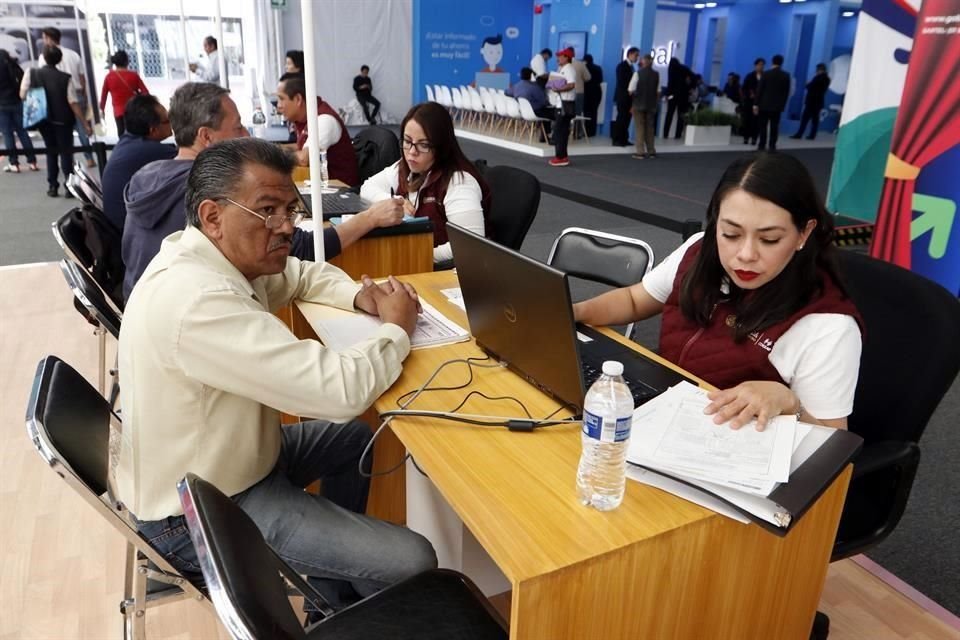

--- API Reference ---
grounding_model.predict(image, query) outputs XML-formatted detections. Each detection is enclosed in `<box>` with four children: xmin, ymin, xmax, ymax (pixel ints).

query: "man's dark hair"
<box><xmin>186</xmin><ymin>138</ymin><xmax>295</xmax><ymax>228</ymax></box>
<box><xmin>816</xmin><ymin>62</ymin><xmax>827</xmax><ymax>72</ymax></box>
<box><xmin>626</xmin><ymin>47</ymin><xmax>640</xmax><ymax>57</ymax></box>
<box><xmin>754</xmin><ymin>57</ymin><xmax>766</xmax><ymax>66</ymax></box>
<box><xmin>42</xmin><ymin>45</ymin><xmax>62</xmax><ymax>66</ymax></box>
<box><xmin>279</xmin><ymin>72</ymin><xmax>306</xmax><ymax>100</ymax></box>
<box><xmin>772</xmin><ymin>54</ymin><xmax>784</xmax><ymax>66</ymax></box>
<box><xmin>541</xmin><ymin>48</ymin><xmax>552</xmax><ymax>57</ymax></box>
<box><xmin>481</xmin><ymin>34</ymin><xmax>502</xmax><ymax>47</ymax></box>
<box><xmin>583</xmin><ymin>54</ymin><xmax>594</xmax><ymax>64</ymax></box>
<box><xmin>169</xmin><ymin>82</ymin><xmax>230</xmax><ymax>148</ymax></box>
<box><xmin>285</xmin><ymin>49</ymin><xmax>304</xmax><ymax>71</ymax></box>
<box><xmin>360</xmin><ymin>64</ymin><xmax>369</xmax><ymax>72</ymax></box>
<box><xmin>520</xmin><ymin>67</ymin><xmax>533</xmax><ymax>81</ymax></box>
<box><xmin>124</xmin><ymin>94</ymin><xmax>164</xmax><ymax>136</ymax></box>
<box><xmin>41</xmin><ymin>27</ymin><xmax>62</xmax><ymax>43</ymax></box>
<box><xmin>642</xmin><ymin>54</ymin><xmax>654</xmax><ymax>64</ymax></box>
<box><xmin>204</xmin><ymin>36</ymin><xmax>218</xmax><ymax>50</ymax></box>
<box><xmin>110</xmin><ymin>50</ymin><xmax>129</xmax><ymax>67</ymax></box>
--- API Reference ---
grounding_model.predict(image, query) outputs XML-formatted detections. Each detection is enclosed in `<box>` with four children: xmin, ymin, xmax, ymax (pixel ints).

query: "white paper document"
<box><xmin>440</xmin><ymin>287</ymin><xmax>466</xmax><ymax>311</ymax></box>
<box><xmin>305</xmin><ymin>299</ymin><xmax>469</xmax><ymax>351</ymax></box>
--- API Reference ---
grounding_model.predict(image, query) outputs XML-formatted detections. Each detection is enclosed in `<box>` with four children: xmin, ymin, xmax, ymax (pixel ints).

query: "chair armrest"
<box><xmin>851</xmin><ymin>440</ymin><xmax>920</xmax><ymax>479</ymax></box>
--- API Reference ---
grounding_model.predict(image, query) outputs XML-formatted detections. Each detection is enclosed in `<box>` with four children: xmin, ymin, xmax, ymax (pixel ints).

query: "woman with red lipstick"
<box><xmin>574</xmin><ymin>153</ymin><xmax>862</xmax><ymax>431</ymax></box>
<box><xmin>360</xmin><ymin>102</ymin><xmax>491</xmax><ymax>264</ymax></box>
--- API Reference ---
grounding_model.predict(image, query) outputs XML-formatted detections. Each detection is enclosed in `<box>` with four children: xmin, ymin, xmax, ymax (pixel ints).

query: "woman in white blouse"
<box><xmin>360</xmin><ymin>102</ymin><xmax>490</xmax><ymax>263</ymax></box>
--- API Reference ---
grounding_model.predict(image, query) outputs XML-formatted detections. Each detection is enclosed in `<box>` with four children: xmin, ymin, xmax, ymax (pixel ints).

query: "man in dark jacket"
<box><xmin>754</xmin><ymin>54</ymin><xmax>791</xmax><ymax>151</ymax></box>
<box><xmin>352</xmin><ymin>65</ymin><xmax>380</xmax><ymax>125</ymax></box>
<box><xmin>740</xmin><ymin>58</ymin><xmax>764</xmax><ymax>144</ymax></box>
<box><xmin>101</xmin><ymin>94</ymin><xmax>175</xmax><ymax>231</ymax></box>
<box><xmin>664</xmin><ymin>57</ymin><xmax>692</xmax><ymax>139</ymax></box>
<box><xmin>582</xmin><ymin>54</ymin><xmax>603</xmax><ymax>137</ymax></box>
<box><xmin>611</xmin><ymin>47</ymin><xmax>639</xmax><ymax>146</ymax></box>
<box><xmin>122</xmin><ymin>82</ymin><xmax>404</xmax><ymax>301</ymax></box>
<box><xmin>791</xmin><ymin>63</ymin><xmax>830</xmax><ymax>140</ymax></box>
<box><xmin>20</xmin><ymin>45</ymin><xmax>90</xmax><ymax>196</ymax></box>
<box><xmin>630</xmin><ymin>54</ymin><xmax>659</xmax><ymax>159</ymax></box>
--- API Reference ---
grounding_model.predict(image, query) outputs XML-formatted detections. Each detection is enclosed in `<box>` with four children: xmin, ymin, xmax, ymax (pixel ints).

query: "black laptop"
<box><xmin>447</xmin><ymin>224</ymin><xmax>693</xmax><ymax>412</ymax></box>
<box><xmin>298</xmin><ymin>189</ymin><xmax>369</xmax><ymax>219</ymax></box>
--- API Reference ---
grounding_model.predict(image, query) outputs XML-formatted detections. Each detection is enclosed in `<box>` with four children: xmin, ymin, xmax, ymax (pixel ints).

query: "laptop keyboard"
<box><xmin>581</xmin><ymin>361</ymin><xmax>657</xmax><ymax>407</ymax></box>
<box><xmin>322</xmin><ymin>192</ymin><xmax>366</xmax><ymax>214</ymax></box>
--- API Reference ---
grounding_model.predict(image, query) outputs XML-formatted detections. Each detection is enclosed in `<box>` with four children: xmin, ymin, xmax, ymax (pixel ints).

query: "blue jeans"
<box><xmin>135</xmin><ymin>419</ymin><xmax>437</xmax><ymax>609</ymax></box>
<box><xmin>73</xmin><ymin>117</ymin><xmax>93</xmax><ymax>162</ymax></box>
<box><xmin>0</xmin><ymin>104</ymin><xmax>37</xmax><ymax>166</ymax></box>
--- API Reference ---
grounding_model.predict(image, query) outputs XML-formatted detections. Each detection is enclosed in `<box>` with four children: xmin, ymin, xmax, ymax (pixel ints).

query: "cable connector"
<box><xmin>507</xmin><ymin>419</ymin><xmax>536</xmax><ymax>432</ymax></box>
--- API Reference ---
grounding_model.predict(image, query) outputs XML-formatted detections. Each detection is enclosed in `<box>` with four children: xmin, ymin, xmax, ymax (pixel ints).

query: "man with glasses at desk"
<box><xmin>117</xmin><ymin>136</ymin><xmax>437</xmax><ymax>613</ymax></box>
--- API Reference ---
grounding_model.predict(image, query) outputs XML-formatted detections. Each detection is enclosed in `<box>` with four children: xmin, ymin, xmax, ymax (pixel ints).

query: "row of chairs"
<box><xmin>427</xmin><ymin>83</ymin><xmax>587</xmax><ymax>145</ymax></box>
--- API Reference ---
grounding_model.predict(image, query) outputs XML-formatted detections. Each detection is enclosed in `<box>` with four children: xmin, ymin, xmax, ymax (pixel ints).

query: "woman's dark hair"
<box><xmin>42</xmin><ymin>45</ymin><xmax>62</xmax><ymax>66</ymax></box>
<box><xmin>679</xmin><ymin>152</ymin><xmax>844</xmax><ymax>341</ymax></box>
<box><xmin>285</xmin><ymin>49</ymin><xmax>304</xmax><ymax>71</ymax></box>
<box><xmin>110</xmin><ymin>50</ymin><xmax>129</xmax><ymax>67</ymax></box>
<box><xmin>399</xmin><ymin>102</ymin><xmax>488</xmax><ymax>193</ymax></box>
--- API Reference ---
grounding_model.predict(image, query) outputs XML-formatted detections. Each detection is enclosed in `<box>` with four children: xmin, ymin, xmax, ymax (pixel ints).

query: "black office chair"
<box><xmin>178</xmin><ymin>472</ymin><xmax>509</xmax><ymax>640</ymax></box>
<box><xmin>484</xmin><ymin>165</ymin><xmax>540</xmax><ymax>251</ymax></box>
<box><xmin>352</xmin><ymin>126</ymin><xmax>401</xmax><ymax>185</ymax></box>
<box><xmin>26</xmin><ymin>356</ymin><xmax>211</xmax><ymax>640</ymax></box>
<box><xmin>71</xmin><ymin>161</ymin><xmax>105</xmax><ymax>210</ymax></box>
<box><xmin>52</xmin><ymin>205</ymin><xmax>125</xmax><ymax>313</ymax></box>
<box><xmin>547</xmin><ymin>227</ymin><xmax>655</xmax><ymax>340</ymax></box>
<box><xmin>831</xmin><ymin>250</ymin><xmax>960</xmax><ymax>560</ymax></box>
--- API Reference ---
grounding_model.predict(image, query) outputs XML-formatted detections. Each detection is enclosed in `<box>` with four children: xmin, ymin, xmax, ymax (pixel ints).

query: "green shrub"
<box><xmin>684</xmin><ymin>109</ymin><xmax>739</xmax><ymax>127</ymax></box>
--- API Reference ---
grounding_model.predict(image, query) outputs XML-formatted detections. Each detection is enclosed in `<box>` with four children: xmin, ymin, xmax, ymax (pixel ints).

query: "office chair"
<box><xmin>26</xmin><ymin>356</ymin><xmax>211</xmax><ymax>640</ymax></box>
<box><xmin>177</xmin><ymin>472</ymin><xmax>509</xmax><ymax>640</ymax></box>
<box><xmin>484</xmin><ymin>165</ymin><xmax>540</xmax><ymax>251</ymax></box>
<box><xmin>547</xmin><ymin>227</ymin><xmax>655</xmax><ymax>340</ymax></box>
<box><xmin>352</xmin><ymin>126</ymin><xmax>401</xmax><ymax>186</ymax></box>
<box><xmin>72</xmin><ymin>160</ymin><xmax>105</xmax><ymax>210</ymax></box>
<box><xmin>59</xmin><ymin>259</ymin><xmax>120</xmax><ymax>400</ymax></box>
<box><xmin>831</xmin><ymin>250</ymin><xmax>960</xmax><ymax>560</ymax></box>
<box><xmin>52</xmin><ymin>206</ymin><xmax>125</xmax><ymax>313</ymax></box>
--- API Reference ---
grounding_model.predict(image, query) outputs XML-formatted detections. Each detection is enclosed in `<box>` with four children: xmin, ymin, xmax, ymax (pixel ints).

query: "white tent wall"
<box><xmin>280</xmin><ymin>0</ymin><xmax>413</xmax><ymax>124</ymax></box>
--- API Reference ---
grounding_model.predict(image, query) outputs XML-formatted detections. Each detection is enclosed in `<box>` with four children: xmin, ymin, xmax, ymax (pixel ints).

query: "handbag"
<box><xmin>114</xmin><ymin>69</ymin><xmax>142</xmax><ymax>96</ymax></box>
<box><xmin>22</xmin><ymin>69</ymin><xmax>47</xmax><ymax>129</ymax></box>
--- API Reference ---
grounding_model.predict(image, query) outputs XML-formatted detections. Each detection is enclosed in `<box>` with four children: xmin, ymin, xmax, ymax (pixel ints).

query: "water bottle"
<box><xmin>318</xmin><ymin>150</ymin><xmax>329</xmax><ymax>190</ymax></box>
<box><xmin>576</xmin><ymin>361</ymin><xmax>634</xmax><ymax>511</ymax></box>
<box><xmin>252</xmin><ymin>107</ymin><xmax>267</xmax><ymax>138</ymax></box>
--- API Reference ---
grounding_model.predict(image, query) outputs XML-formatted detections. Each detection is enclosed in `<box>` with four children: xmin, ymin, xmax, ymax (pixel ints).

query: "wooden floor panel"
<box><xmin>1</xmin><ymin>263</ymin><xmax>956</xmax><ymax>639</ymax></box>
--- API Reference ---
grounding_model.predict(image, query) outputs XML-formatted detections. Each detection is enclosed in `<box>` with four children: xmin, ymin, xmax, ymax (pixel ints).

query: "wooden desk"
<box><xmin>299</xmin><ymin>271</ymin><xmax>851</xmax><ymax>640</ymax></box>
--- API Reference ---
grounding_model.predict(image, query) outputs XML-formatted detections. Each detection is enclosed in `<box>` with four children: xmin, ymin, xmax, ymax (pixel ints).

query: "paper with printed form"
<box><xmin>304</xmin><ymin>299</ymin><xmax>469</xmax><ymax>351</ymax></box>
<box><xmin>628</xmin><ymin>381</ymin><xmax>797</xmax><ymax>494</ymax></box>
<box><xmin>440</xmin><ymin>287</ymin><xmax>466</xmax><ymax>311</ymax></box>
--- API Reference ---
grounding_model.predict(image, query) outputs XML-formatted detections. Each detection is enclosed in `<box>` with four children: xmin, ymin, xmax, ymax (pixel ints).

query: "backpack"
<box><xmin>62</xmin><ymin>205</ymin><xmax>126</xmax><ymax>310</ymax></box>
<box><xmin>352</xmin><ymin>126</ymin><xmax>401</xmax><ymax>184</ymax></box>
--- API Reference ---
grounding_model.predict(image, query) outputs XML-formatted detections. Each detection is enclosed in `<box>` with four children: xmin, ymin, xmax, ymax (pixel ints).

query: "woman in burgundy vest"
<box><xmin>574</xmin><ymin>153</ymin><xmax>862</xmax><ymax>431</ymax></box>
<box><xmin>360</xmin><ymin>102</ymin><xmax>491</xmax><ymax>264</ymax></box>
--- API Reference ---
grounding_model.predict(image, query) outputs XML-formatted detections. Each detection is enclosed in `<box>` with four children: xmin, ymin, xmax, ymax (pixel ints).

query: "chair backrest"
<box><xmin>425</xmin><ymin>84</ymin><xmax>435</xmax><ymax>102</ymax></box>
<box><xmin>74</xmin><ymin>160</ymin><xmax>103</xmax><ymax>191</ymax></box>
<box><xmin>469</xmin><ymin>87</ymin><xmax>485</xmax><ymax>112</ymax></box>
<box><xmin>516</xmin><ymin>97</ymin><xmax>537</xmax><ymax>121</ymax></box>
<box><xmin>451</xmin><ymin>86</ymin><xmax>462</xmax><ymax>109</ymax></box>
<box><xmin>547</xmin><ymin>227</ymin><xmax>655</xmax><ymax>289</ymax></box>
<box><xmin>178</xmin><ymin>473</ymin><xmax>312</xmax><ymax>640</ymax></box>
<box><xmin>52</xmin><ymin>206</ymin><xmax>125</xmax><ymax>313</ymax></box>
<box><xmin>838</xmin><ymin>250</ymin><xmax>960</xmax><ymax>444</ymax></box>
<box><xmin>352</xmin><ymin>126</ymin><xmax>402</xmax><ymax>185</ymax></box>
<box><xmin>493</xmin><ymin>91</ymin><xmax>507</xmax><ymax>117</ymax></box>
<box><xmin>504</xmin><ymin>96</ymin><xmax>521</xmax><ymax>119</ymax></box>
<box><xmin>73</xmin><ymin>163</ymin><xmax>105</xmax><ymax>210</ymax></box>
<box><xmin>60</xmin><ymin>259</ymin><xmax>122</xmax><ymax>338</ymax></box>
<box><xmin>484</xmin><ymin>165</ymin><xmax>540</xmax><ymax>251</ymax></box>
<box><xmin>441</xmin><ymin>85</ymin><xmax>454</xmax><ymax>107</ymax></box>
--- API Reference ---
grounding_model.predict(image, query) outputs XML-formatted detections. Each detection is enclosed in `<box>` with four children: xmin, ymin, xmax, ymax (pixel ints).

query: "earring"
<box><xmin>797</xmin><ymin>244</ymin><xmax>805</xmax><ymax>251</ymax></box>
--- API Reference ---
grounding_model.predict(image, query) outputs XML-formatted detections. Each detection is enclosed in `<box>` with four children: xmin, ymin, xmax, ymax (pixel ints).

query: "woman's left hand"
<box><xmin>704</xmin><ymin>381</ymin><xmax>798</xmax><ymax>431</ymax></box>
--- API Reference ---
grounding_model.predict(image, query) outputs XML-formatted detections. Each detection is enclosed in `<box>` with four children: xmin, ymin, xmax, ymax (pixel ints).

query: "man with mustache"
<box><xmin>122</xmin><ymin>82</ymin><xmax>403</xmax><ymax>301</ymax></box>
<box><xmin>117</xmin><ymin>136</ymin><xmax>437</xmax><ymax>613</ymax></box>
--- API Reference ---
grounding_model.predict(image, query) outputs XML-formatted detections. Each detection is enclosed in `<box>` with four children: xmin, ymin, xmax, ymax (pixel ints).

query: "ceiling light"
<box><xmin>694</xmin><ymin>3</ymin><xmax>706</xmax><ymax>7</ymax></box>
<box><xmin>705</xmin><ymin>1</ymin><xmax>717</xmax><ymax>6</ymax></box>
<box><xmin>842</xmin><ymin>10</ymin><xmax>855</xmax><ymax>16</ymax></box>
<box><xmin>779</xmin><ymin>0</ymin><xmax>792</xmax><ymax>4</ymax></box>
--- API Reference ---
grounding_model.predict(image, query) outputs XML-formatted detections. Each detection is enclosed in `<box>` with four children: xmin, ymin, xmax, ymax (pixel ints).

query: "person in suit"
<box><xmin>629</xmin><ymin>54</ymin><xmax>659</xmax><ymax>159</ymax></box>
<box><xmin>573</xmin><ymin>152</ymin><xmax>862</xmax><ymax>431</ymax></box>
<box><xmin>664</xmin><ymin>57</ymin><xmax>692</xmax><ymax>139</ymax></box>
<box><xmin>582</xmin><ymin>54</ymin><xmax>603</xmax><ymax>137</ymax></box>
<box><xmin>740</xmin><ymin>58</ymin><xmax>764</xmax><ymax>144</ymax></box>
<box><xmin>791</xmin><ymin>63</ymin><xmax>831</xmax><ymax>140</ymax></box>
<box><xmin>754</xmin><ymin>54</ymin><xmax>790</xmax><ymax>151</ymax></box>
<box><xmin>611</xmin><ymin>47</ymin><xmax>639</xmax><ymax>146</ymax></box>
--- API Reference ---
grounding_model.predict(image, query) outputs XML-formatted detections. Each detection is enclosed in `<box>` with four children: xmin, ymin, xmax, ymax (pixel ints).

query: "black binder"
<box><xmin>629</xmin><ymin>428</ymin><xmax>863</xmax><ymax>536</ymax></box>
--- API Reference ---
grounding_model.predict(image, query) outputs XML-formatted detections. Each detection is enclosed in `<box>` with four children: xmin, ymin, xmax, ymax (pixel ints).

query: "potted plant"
<box><xmin>683</xmin><ymin>109</ymin><xmax>738</xmax><ymax>146</ymax></box>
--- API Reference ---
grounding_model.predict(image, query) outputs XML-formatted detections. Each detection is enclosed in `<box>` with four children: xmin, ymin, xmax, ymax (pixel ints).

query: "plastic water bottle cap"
<box><xmin>601</xmin><ymin>361</ymin><xmax>623</xmax><ymax>376</ymax></box>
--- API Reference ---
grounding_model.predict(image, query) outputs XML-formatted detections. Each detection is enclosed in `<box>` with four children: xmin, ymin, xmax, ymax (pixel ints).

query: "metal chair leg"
<box><xmin>96</xmin><ymin>325</ymin><xmax>106</xmax><ymax>396</ymax></box>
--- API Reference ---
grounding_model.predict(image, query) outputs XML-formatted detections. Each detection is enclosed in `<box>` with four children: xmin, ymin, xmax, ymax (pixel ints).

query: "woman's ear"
<box><xmin>798</xmin><ymin>219</ymin><xmax>817</xmax><ymax>250</ymax></box>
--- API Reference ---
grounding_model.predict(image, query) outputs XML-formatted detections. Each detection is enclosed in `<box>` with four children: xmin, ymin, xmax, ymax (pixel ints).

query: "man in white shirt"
<box><xmin>529</xmin><ymin>48</ymin><xmax>552</xmax><ymax>79</ymax></box>
<box><xmin>117</xmin><ymin>136</ymin><xmax>436</xmax><ymax>610</ymax></box>
<box><xmin>548</xmin><ymin>48</ymin><xmax>577</xmax><ymax>167</ymax></box>
<box><xmin>40</xmin><ymin>26</ymin><xmax>94</xmax><ymax>167</ymax></box>
<box><xmin>189</xmin><ymin>35</ymin><xmax>220</xmax><ymax>84</ymax></box>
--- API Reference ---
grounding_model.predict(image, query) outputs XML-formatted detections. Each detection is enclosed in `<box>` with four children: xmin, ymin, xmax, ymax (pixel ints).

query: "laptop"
<box><xmin>298</xmin><ymin>189</ymin><xmax>369</xmax><ymax>219</ymax></box>
<box><xmin>446</xmin><ymin>224</ymin><xmax>693</xmax><ymax>412</ymax></box>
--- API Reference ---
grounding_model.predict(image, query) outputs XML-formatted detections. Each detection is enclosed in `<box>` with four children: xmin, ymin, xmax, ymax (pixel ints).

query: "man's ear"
<box><xmin>196</xmin><ymin>126</ymin><xmax>213</xmax><ymax>148</ymax></box>
<box><xmin>197</xmin><ymin>199</ymin><xmax>224</xmax><ymax>239</ymax></box>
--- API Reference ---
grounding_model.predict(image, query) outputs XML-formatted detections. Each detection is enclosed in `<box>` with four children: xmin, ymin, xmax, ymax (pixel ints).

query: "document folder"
<box><xmin>629</xmin><ymin>427</ymin><xmax>863</xmax><ymax>536</ymax></box>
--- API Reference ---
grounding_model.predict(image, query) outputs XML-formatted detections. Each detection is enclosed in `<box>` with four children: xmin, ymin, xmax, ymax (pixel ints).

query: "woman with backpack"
<box><xmin>99</xmin><ymin>50</ymin><xmax>148</xmax><ymax>135</ymax></box>
<box><xmin>0</xmin><ymin>48</ymin><xmax>38</xmax><ymax>173</ymax></box>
